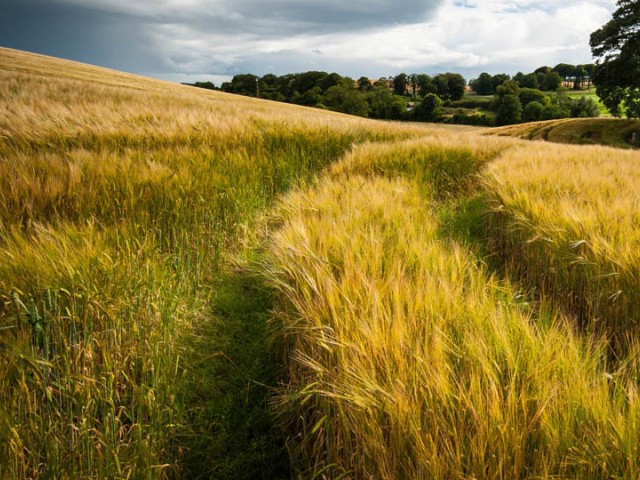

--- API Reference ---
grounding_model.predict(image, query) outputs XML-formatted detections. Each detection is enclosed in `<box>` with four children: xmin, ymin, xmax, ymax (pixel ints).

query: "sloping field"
<box><xmin>490</xmin><ymin>117</ymin><xmax>640</xmax><ymax>149</ymax></box>
<box><xmin>0</xmin><ymin>47</ymin><xmax>432</xmax><ymax>478</ymax></box>
<box><xmin>3</xmin><ymin>47</ymin><xmax>640</xmax><ymax>479</ymax></box>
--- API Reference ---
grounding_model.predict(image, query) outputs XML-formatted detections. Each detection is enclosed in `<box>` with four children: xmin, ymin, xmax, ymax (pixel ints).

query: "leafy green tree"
<box><xmin>495</xmin><ymin>94</ymin><xmax>522</xmax><ymax>125</ymax></box>
<box><xmin>513</xmin><ymin>71</ymin><xmax>526</xmax><ymax>84</ymax></box>
<box><xmin>296</xmin><ymin>71</ymin><xmax>328</xmax><ymax>94</ymax></box>
<box><xmin>590</xmin><ymin>0</ymin><xmax>640</xmax><ymax>117</ymax></box>
<box><xmin>389</xmin><ymin>96</ymin><xmax>409</xmax><ymax>119</ymax></box>
<box><xmin>434</xmin><ymin>73</ymin><xmax>466</xmax><ymax>101</ymax></box>
<box><xmin>446</xmin><ymin>73</ymin><xmax>466</xmax><ymax>101</ymax></box>
<box><xmin>523</xmin><ymin>101</ymin><xmax>545</xmax><ymax>122</ymax></box>
<box><xmin>541</xmin><ymin>72</ymin><xmax>563</xmax><ymax>91</ymax></box>
<box><xmin>573</xmin><ymin>65</ymin><xmax>587</xmax><ymax>89</ymax></box>
<box><xmin>519</xmin><ymin>88</ymin><xmax>549</xmax><ymax>108</ymax></box>
<box><xmin>357</xmin><ymin>76</ymin><xmax>372</xmax><ymax>92</ymax></box>
<box><xmin>496</xmin><ymin>79</ymin><xmax>520</xmax><ymax>97</ymax></box>
<box><xmin>275</xmin><ymin>74</ymin><xmax>297</xmax><ymax>100</ymax></box>
<box><xmin>322</xmin><ymin>85</ymin><xmax>369</xmax><ymax>117</ymax></box>
<box><xmin>408</xmin><ymin>74</ymin><xmax>419</xmax><ymax>98</ymax></box>
<box><xmin>416</xmin><ymin>74</ymin><xmax>436</xmax><ymax>97</ymax></box>
<box><xmin>625</xmin><ymin>88</ymin><xmax>640</xmax><ymax>118</ymax></box>
<box><xmin>366</xmin><ymin>86</ymin><xmax>394</xmax><ymax>118</ymax></box>
<box><xmin>494</xmin><ymin>80</ymin><xmax>522</xmax><ymax>125</ymax></box>
<box><xmin>393</xmin><ymin>73</ymin><xmax>408</xmax><ymax>96</ymax></box>
<box><xmin>582</xmin><ymin>64</ymin><xmax>596</xmax><ymax>89</ymax></box>
<box><xmin>191</xmin><ymin>81</ymin><xmax>217</xmax><ymax>90</ymax></box>
<box><xmin>570</xmin><ymin>96</ymin><xmax>601</xmax><ymax>117</ymax></box>
<box><xmin>470</xmin><ymin>72</ymin><xmax>494</xmax><ymax>95</ymax></box>
<box><xmin>491</xmin><ymin>73</ymin><xmax>511</xmax><ymax>91</ymax></box>
<box><xmin>318</xmin><ymin>72</ymin><xmax>344</xmax><ymax>91</ymax></box>
<box><xmin>433</xmin><ymin>74</ymin><xmax>449</xmax><ymax>99</ymax></box>
<box><xmin>258</xmin><ymin>74</ymin><xmax>286</xmax><ymax>101</ymax></box>
<box><xmin>223</xmin><ymin>74</ymin><xmax>259</xmax><ymax>96</ymax></box>
<box><xmin>366</xmin><ymin>86</ymin><xmax>407</xmax><ymax>119</ymax></box>
<box><xmin>552</xmin><ymin>63</ymin><xmax>576</xmax><ymax>84</ymax></box>
<box><xmin>541</xmin><ymin>90</ymin><xmax>572</xmax><ymax>119</ymax></box>
<box><xmin>414</xmin><ymin>93</ymin><xmax>442</xmax><ymax>121</ymax></box>
<box><xmin>296</xmin><ymin>86</ymin><xmax>323</xmax><ymax>106</ymax></box>
<box><xmin>514</xmin><ymin>72</ymin><xmax>539</xmax><ymax>89</ymax></box>
<box><xmin>534</xmin><ymin>66</ymin><xmax>552</xmax><ymax>74</ymax></box>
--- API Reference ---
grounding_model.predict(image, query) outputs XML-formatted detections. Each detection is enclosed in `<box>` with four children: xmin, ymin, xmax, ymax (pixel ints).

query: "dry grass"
<box><xmin>0</xmin><ymin>47</ymin><xmax>434</xmax><ymax>478</ymax></box>
<box><xmin>482</xmin><ymin>142</ymin><xmax>640</xmax><ymax>341</ymax></box>
<box><xmin>263</xmin><ymin>155</ymin><xmax>640</xmax><ymax>478</ymax></box>
<box><xmin>5</xmin><ymin>45</ymin><xmax>640</xmax><ymax>479</ymax></box>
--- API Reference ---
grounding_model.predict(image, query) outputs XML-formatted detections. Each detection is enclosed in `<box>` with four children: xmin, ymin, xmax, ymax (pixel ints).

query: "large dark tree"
<box><xmin>514</xmin><ymin>72</ymin><xmax>539</xmax><ymax>89</ymax></box>
<box><xmin>323</xmin><ymin>85</ymin><xmax>369</xmax><ymax>117</ymax></box>
<box><xmin>415</xmin><ymin>74</ymin><xmax>436</xmax><ymax>97</ymax></box>
<box><xmin>495</xmin><ymin>95</ymin><xmax>522</xmax><ymax>125</ymax></box>
<box><xmin>540</xmin><ymin>71</ymin><xmax>563</xmax><ymax>91</ymax></box>
<box><xmin>222</xmin><ymin>74</ymin><xmax>259</xmax><ymax>96</ymax></box>
<box><xmin>366</xmin><ymin>86</ymin><xmax>406</xmax><ymax>119</ymax></box>
<box><xmin>590</xmin><ymin>0</ymin><xmax>640</xmax><ymax>117</ymax></box>
<box><xmin>433</xmin><ymin>73</ymin><xmax>466</xmax><ymax>101</ymax></box>
<box><xmin>494</xmin><ymin>80</ymin><xmax>522</xmax><ymax>125</ymax></box>
<box><xmin>414</xmin><ymin>93</ymin><xmax>442</xmax><ymax>121</ymax></box>
<box><xmin>445</xmin><ymin>73</ymin><xmax>467</xmax><ymax>101</ymax></box>
<box><xmin>357</xmin><ymin>76</ymin><xmax>372</xmax><ymax>92</ymax></box>
<box><xmin>470</xmin><ymin>72</ymin><xmax>494</xmax><ymax>95</ymax></box>
<box><xmin>552</xmin><ymin>63</ymin><xmax>577</xmax><ymax>84</ymax></box>
<box><xmin>491</xmin><ymin>73</ymin><xmax>511</xmax><ymax>91</ymax></box>
<box><xmin>393</xmin><ymin>73</ymin><xmax>408</xmax><ymax>96</ymax></box>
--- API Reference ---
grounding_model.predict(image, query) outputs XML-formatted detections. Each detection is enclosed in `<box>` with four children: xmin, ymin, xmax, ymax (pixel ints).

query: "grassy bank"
<box><xmin>489</xmin><ymin>117</ymin><xmax>640</xmax><ymax>149</ymax></box>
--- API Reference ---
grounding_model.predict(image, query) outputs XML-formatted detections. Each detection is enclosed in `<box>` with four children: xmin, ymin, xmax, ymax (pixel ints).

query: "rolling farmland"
<box><xmin>1</xmin><ymin>47</ymin><xmax>640</xmax><ymax>479</ymax></box>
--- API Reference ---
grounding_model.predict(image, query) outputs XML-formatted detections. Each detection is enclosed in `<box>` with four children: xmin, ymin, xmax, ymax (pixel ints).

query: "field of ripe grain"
<box><xmin>264</xmin><ymin>135</ymin><xmax>640</xmax><ymax>478</ymax></box>
<box><xmin>482</xmin><ymin>142</ymin><xmax>640</xmax><ymax>342</ymax></box>
<box><xmin>3</xmin><ymin>46</ymin><xmax>640</xmax><ymax>480</ymax></box>
<box><xmin>0</xmin><ymin>47</ymin><xmax>432</xmax><ymax>479</ymax></box>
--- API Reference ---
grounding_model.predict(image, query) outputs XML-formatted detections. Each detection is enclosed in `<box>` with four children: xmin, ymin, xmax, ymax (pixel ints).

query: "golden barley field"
<box><xmin>2</xmin><ymin>46</ymin><xmax>640</xmax><ymax>479</ymax></box>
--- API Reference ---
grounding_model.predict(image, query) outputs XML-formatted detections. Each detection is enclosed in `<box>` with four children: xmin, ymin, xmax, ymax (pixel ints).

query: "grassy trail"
<box><xmin>177</xmin><ymin>267</ymin><xmax>289</xmax><ymax>479</ymax></box>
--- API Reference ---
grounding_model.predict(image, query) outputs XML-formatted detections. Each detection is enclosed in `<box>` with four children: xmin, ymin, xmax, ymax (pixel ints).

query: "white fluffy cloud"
<box><xmin>140</xmin><ymin>0</ymin><xmax>616</xmax><ymax>81</ymax></box>
<box><xmin>1</xmin><ymin>0</ymin><xmax>617</xmax><ymax>82</ymax></box>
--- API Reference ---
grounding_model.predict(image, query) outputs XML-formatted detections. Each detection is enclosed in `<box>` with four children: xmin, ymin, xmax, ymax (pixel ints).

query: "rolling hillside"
<box><xmin>2</xmin><ymin>47</ymin><xmax>640</xmax><ymax>479</ymax></box>
<box><xmin>0</xmin><ymin>47</ymin><xmax>432</xmax><ymax>479</ymax></box>
<box><xmin>489</xmin><ymin>116</ymin><xmax>640</xmax><ymax>149</ymax></box>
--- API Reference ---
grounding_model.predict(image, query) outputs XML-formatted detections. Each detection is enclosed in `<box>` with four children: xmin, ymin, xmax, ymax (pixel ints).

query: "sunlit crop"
<box><xmin>3</xmin><ymin>45</ymin><xmax>640</xmax><ymax>479</ymax></box>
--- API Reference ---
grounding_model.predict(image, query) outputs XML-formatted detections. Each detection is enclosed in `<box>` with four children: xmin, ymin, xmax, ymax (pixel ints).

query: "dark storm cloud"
<box><xmin>215</xmin><ymin>0</ymin><xmax>443</xmax><ymax>32</ymax></box>
<box><xmin>0</xmin><ymin>0</ymin><xmax>444</xmax><ymax>79</ymax></box>
<box><xmin>0</xmin><ymin>0</ymin><xmax>615</xmax><ymax>83</ymax></box>
<box><xmin>0</xmin><ymin>0</ymin><xmax>166</xmax><ymax>73</ymax></box>
<box><xmin>20</xmin><ymin>0</ymin><xmax>446</xmax><ymax>43</ymax></box>
<box><xmin>54</xmin><ymin>0</ymin><xmax>443</xmax><ymax>34</ymax></box>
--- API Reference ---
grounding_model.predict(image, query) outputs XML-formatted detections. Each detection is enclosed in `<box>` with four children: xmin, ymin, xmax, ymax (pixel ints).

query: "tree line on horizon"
<box><xmin>469</xmin><ymin>63</ymin><xmax>596</xmax><ymax>95</ymax></box>
<box><xmin>186</xmin><ymin>63</ymin><xmax>601</xmax><ymax>126</ymax></box>
<box><xmin>218</xmin><ymin>71</ymin><xmax>468</xmax><ymax>121</ymax></box>
<box><xmin>188</xmin><ymin>0</ymin><xmax>640</xmax><ymax>123</ymax></box>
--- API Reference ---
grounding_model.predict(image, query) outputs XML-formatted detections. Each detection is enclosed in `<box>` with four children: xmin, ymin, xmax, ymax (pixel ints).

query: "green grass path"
<box><xmin>178</xmin><ymin>267</ymin><xmax>289</xmax><ymax>479</ymax></box>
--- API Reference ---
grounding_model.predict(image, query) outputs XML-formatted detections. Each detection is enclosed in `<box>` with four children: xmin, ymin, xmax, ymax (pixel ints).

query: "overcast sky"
<box><xmin>0</xmin><ymin>0</ymin><xmax>617</xmax><ymax>85</ymax></box>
